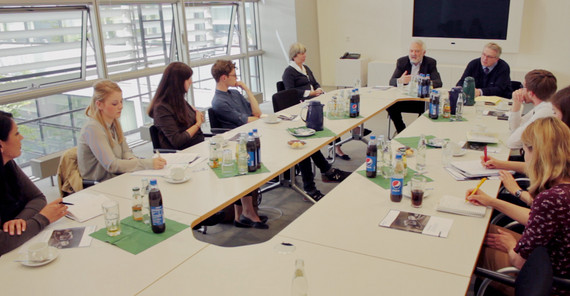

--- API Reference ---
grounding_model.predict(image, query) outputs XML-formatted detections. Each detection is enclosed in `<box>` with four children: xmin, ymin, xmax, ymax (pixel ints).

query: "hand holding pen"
<box><xmin>153</xmin><ymin>149</ymin><xmax>167</xmax><ymax>169</ymax></box>
<box><xmin>466</xmin><ymin>177</ymin><xmax>487</xmax><ymax>202</ymax></box>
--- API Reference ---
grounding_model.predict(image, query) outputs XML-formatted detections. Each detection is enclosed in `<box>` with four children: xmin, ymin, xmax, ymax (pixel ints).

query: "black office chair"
<box><xmin>207</xmin><ymin>108</ymin><xmax>231</xmax><ymax>135</ymax></box>
<box><xmin>148</xmin><ymin>125</ymin><xmax>177</xmax><ymax>153</ymax></box>
<box><xmin>474</xmin><ymin>246</ymin><xmax>570</xmax><ymax>296</ymax></box>
<box><xmin>276</xmin><ymin>81</ymin><xmax>285</xmax><ymax>92</ymax></box>
<box><xmin>511</xmin><ymin>80</ymin><xmax>523</xmax><ymax>92</ymax></box>
<box><xmin>272</xmin><ymin>89</ymin><xmax>300</xmax><ymax>112</ymax></box>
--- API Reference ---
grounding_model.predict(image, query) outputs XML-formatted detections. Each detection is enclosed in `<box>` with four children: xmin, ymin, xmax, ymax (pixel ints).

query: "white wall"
<box><xmin>314</xmin><ymin>0</ymin><xmax>570</xmax><ymax>88</ymax></box>
<box><xmin>295</xmin><ymin>0</ymin><xmax>321</xmax><ymax>83</ymax></box>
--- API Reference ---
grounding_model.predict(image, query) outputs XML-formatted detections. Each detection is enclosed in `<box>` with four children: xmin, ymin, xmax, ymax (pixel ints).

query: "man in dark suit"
<box><xmin>456</xmin><ymin>42</ymin><xmax>512</xmax><ymax>99</ymax></box>
<box><xmin>387</xmin><ymin>40</ymin><xmax>442</xmax><ymax>133</ymax></box>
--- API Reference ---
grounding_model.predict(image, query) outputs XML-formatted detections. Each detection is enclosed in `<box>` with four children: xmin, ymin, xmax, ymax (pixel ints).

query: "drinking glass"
<box><xmin>441</xmin><ymin>139</ymin><xmax>452</xmax><ymax>167</ymax></box>
<box><xmin>410</xmin><ymin>176</ymin><xmax>425</xmax><ymax>208</ymax></box>
<box><xmin>221</xmin><ymin>149</ymin><xmax>235</xmax><ymax>177</ymax></box>
<box><xmin>475</xmin><ymin>102</ymin><xmax>484</xmax><ymax>120</ymax></box>
<box><xmin>102</xmin><ymin>200</ymin><xmax>121</xmax><ymax>236</ymax></box>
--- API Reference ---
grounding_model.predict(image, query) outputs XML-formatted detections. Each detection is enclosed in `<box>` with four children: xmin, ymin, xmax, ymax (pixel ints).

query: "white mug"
<box><xmin>28</xmin><ymin>242</ymin><xmax>49</xmax><ymax>261</ymax></box>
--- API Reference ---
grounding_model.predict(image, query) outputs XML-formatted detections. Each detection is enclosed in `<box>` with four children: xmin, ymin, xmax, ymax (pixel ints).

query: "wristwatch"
<box><xmin>515</xmin><ymin>189</ymin><xmax>525</xmax><ymax>199</ymax></box>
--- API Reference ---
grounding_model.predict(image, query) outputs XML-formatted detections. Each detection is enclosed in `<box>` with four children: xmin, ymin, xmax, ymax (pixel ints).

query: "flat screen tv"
<box><xmin>402</xmin><ymin>0</ymin><xmax>524</xmax><ymax>53</ymax></box>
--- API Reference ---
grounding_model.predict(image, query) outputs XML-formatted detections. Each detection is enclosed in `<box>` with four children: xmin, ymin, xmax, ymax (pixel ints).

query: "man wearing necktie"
<box><xmin>457</xmin><ymin>42</ymin><xmax>512</xmax><ymax>98</ymax></box>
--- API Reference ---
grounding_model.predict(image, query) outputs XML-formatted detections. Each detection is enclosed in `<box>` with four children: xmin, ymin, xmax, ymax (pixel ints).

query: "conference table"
<box><xmin>1</xmin><ymin>87</ymin><xmax>512</xmax><ymax>295</ymax></box>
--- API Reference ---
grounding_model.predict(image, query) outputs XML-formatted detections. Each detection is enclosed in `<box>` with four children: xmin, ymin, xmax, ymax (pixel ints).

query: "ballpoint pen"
<box><xmin>484</xmin><ymin>145</ymin><xmax>488</xmax><ymax>162</ymax></box>
<box><xmin>467</xmin><ymin>177</ymin><xmax>487</xmax><ymax>201</ymax></box>
<box><xmin>60</xmin><ymin>202</ymin><xmax>74</xmax><ymax>205</ymax></box>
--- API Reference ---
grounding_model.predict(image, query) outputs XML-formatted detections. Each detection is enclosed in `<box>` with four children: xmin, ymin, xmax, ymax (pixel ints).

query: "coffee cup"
<box><xmin>265</xmin><ymin>113</ymin><xmax>278</xmax><ymax>122</ymax></box>
<box><xmin>28</xmin><ymin>242</ymin><xmax>49</xmax><ymax>262</ymax></box>
<box><xmin>170</xmin><ymin>166</ymin><xmax>185</xmax><ymax>181</ymax></box>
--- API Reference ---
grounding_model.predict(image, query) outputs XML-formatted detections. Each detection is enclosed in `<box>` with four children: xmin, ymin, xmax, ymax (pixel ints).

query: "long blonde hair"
<box><xmin>521</xmin><ymin>117</ymin><xmax>570</xmax><ymax>197</ymax></box>
<box><xmin>85</xmin><ymin>80</ymin><xmax>124</xmax><ymax>146</ymax></box>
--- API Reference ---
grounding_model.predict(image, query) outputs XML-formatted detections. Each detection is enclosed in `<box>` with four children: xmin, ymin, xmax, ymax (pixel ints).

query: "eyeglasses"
<box><xmin>481</xmin><ymin>53</ymin><xmax>498</xmax><ymax>59</ymax></box>
<box><xmin>228</xmin><ymin>74</ymin><xmax>237</xmax><ymax>78</ymax></box>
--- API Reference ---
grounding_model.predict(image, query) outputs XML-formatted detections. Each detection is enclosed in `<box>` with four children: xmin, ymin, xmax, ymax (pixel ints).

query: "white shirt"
<box><xmin>507</xmin><ymin>101</ymin><xmax>554</xmax><ymax>149</ymax></box>
<box><xmin>410</xmin><ymin>58</ymin><xmax>422</xmax><ymax>77</ymax></box>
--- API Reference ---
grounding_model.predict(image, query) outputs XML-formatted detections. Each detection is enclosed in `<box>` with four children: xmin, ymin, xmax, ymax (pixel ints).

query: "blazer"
<box><xmin>456</xmin><ymin>58</ymin><xmax>512</xmax><ymax>98</ymax></box>
<box><xmin>389</xmin><ymin>56</ymin><xmax>443</xmax><ymax>88</ymax></box>
<box><xmin>282</xmin><ymin>64</ymin><xmax>321</xmax><ymax>98</ymax></box>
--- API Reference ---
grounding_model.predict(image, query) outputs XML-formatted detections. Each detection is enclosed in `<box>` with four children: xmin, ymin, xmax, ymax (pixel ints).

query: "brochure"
<box><xmin>379</xmin><ymin>210</ymin><xmax>453</xmax><ymax>238</ymax></box>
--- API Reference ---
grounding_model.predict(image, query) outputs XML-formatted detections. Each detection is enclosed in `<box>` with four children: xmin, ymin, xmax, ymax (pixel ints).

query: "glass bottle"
<box><xmin>131</xmin><ymin>187</ymin><xmax>143</xmax><ymax>221</ymax></box>
<box><xmin>291</xmin><ymin>259</ymin><xmax>308</xmax><ymax>296</ymax></box>
<box><xmin>141</xmin><ymin>178</ymin><xmax>150</xmax><ymax>224</ymax></box>
<box><xmin>416</xmin><ymin>134</ymin><xmax>427</xmax><ymax>173</ymax></box>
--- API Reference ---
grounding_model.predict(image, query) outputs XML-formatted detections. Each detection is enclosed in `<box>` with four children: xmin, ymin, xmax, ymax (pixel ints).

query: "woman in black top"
<box><xmin>0</xmin><ymin>111</ymin><xmax>68</xmax><ymax>256</ymax></box>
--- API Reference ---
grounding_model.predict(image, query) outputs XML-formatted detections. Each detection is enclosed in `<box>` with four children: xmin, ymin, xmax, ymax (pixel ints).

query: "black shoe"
<box><xmin>192</xmin><ymin>211</ymin><xmax>225</xmax><ymax>230</ymax></box>
<box><xmin>322</xmin><ymin>168</ymin><xmax>351</xmax><ymax>183</ymax></box>
<box><xmin>304</xmin><ymin>190</ymin><xmax>325</xmax><ymax>202</ymax></box>
<box><xmin>335</xmin><ymin>153</ymin><xmax>351</xmax><ymax>160</ymax></box>
<box><xmin>238</xmin><ymin>214</ymin><xmax>269</xmax><ymax>229</ymax></box>
<box><xmin>259</xmin><ymin>215</ymin><xmax>268</xmax><ymax>224</ymax></box>
<box><xmin>363</xmin><ymin>128</ymin><xmax>372</xmax><ymax>136</ymax></box>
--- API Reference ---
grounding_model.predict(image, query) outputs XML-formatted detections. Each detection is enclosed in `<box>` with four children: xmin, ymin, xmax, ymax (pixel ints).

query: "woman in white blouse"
<box><xmin>78</xmin><ymin>80</ymin><xmax>166</xmax><ymax>182</ymax></box>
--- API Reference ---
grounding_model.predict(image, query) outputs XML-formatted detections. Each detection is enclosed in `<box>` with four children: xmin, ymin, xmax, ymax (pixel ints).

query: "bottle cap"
<box><xmin>248</xmin><ymin>132</ymin><xmax>253</xmax><ymax>136</ymax></box>
<box><xmin>150</xmin><ymin>179</ymin><xmax>157</xmax><ymax>186</ymax></box>
<box><xmin>395</xmin><ymin>153</ymin><xmax>402</xmax><ymax>159</ymax></box>
<box><xmin>253</xmin><ymin>129</ymin><xmax>258</xmax><ymax>132</ymax></box>
<box><xmin>370</xmin><ymin>136</ymin><xmax>376</xmax><ymax>140</ymax></box>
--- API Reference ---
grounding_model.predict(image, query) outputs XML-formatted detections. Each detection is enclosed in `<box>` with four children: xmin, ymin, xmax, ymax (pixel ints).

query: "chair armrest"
<box><xmin>82</xmin><ymin>179</ymin><xmax>99</xmax><ymax>189</ymax></box>
<box><xmin>154</xmin><ymin>149</ymin><xmax>178</xmax><ymax>154</ymax></box>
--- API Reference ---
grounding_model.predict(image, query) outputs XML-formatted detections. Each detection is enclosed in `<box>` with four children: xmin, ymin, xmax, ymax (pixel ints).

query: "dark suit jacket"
<box><xmin>282</xmin><ymin>64</ymin><xmax>320</xmax><ymax>98</ymax></box>
<box><xmin>152</xmin><ymin>102</ymin><xmax>204</xmax><ymax>150</ymax></box>
<box><xmin>389</xmin><ymin>56</ymin><xmax>442</xmax><ymax>88</ymax></box>
<box><xmin>456</xmin><ymin>58</ymin><xmax>512</xmax><ymax>98</ymax></box>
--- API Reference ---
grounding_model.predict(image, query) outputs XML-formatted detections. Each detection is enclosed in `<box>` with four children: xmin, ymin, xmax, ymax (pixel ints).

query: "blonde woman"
<box><xmin>78</xmin><ymin>80</ymin><xmax>166</xmax><ymax>182</ymax></box>
<box><xmin>467</xmin><ymin>117</ymin><xmax>570</xmax><ymax>294</ymax></box>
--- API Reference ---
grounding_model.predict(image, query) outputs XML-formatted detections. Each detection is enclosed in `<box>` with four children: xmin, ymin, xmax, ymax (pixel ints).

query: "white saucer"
<box><xmin>163</xmin><ymin>175</ymin><xmax>191</xmax><ymax>184</ymax></box>
<box><xmin>403</xmin><ymin>186</ymin><xmax>431</xmax><ymax>199</ymax></box>
<box><xmin>426</xmin><ymin>138</ymin><xmax>445</xmax><ymax>148</ymax></box>
<box><xmin>263</xmin><ymin>118</ymin><xmax>281</xmax><ymax>124</ymax></box>
<box><xmin>289</xmin><ymin>128</ymin><xmax>316</xmax><ymax>137</ymax></box>
<box><xmin>20</xmin><ymin>247</ymin><xmax>58</xmax><ymax>267</ymax></box>
<box><xmin>453</xmin><ymin>149</ymin><xmax>467</xmax><ymax>157</ymax></box>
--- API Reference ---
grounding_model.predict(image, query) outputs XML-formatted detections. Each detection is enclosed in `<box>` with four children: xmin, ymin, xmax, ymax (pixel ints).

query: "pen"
<box><xmin>467</xmin><ymin>177</ymin><xmax>487</xmax><ymax>201</ymax></box>
<box><xmin>484</xmin><ymin>146</ymin><xmax>488</xmax><ymax>162</ymax></box>
<box><xmin>60</xmin><ymin>202</ymin><xmax>74</xmax><ymax>205</ymax></box>
<box><xmin>155</xmin><ymin>149</ymin><xmax>160</xmax><ymax>159</ymax></box>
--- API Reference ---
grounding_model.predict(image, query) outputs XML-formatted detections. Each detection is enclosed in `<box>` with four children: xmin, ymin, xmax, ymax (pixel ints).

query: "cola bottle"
<box><xmin>349</xmin><ymin>88</ymin><xmax>360</xmax><ymax>118</ymax></box>
<box><xmin>246</xmin><ymin>132</ymin><xmax>257</xmax><ymax>172</ymax></box>
<box><xmin>390</xmin><ymin>153</ymin><xmax>405</xmax><ymax>202</ymax></box>
<box><xmin>366</xmin><ymin>136</ymin><xmax>377</xmax><ymax>178</ymax></box>
<box><xmin>148</xmin><ymin>179</ymin><xmax>165</xmax><ymax>233</ymax></box>
<box><xmin>253</xmin><ymin>129</ymin><xmax>261</xmax><ymax>169</ymax></box>
<box><xmin>429</xmin><ymin>90</ymin><xmax>440</xmax><ymax>119</ymax></box>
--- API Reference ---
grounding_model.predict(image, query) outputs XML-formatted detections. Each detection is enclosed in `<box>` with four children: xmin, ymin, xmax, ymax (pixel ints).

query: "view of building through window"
<box><xmin>0</xmin><ymin>1</ymin><xmax>263</xmax><ymax>167</ymax></box>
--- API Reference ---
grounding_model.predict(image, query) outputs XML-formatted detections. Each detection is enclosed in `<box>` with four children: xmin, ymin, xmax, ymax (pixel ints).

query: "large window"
<box><xmin>0</xmin><ymin>1</ymin><xmax>263</xmax><ymax>167</ymax></box>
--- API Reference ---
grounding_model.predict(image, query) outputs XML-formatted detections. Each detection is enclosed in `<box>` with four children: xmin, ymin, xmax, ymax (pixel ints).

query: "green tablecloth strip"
<box><xmin>324</xmin><ymin>112</ymin><xmax>363</xmax><ymax>120</ymax></box>
<box><xmin>357</xmin><ymin>168</ymin><xmax>433</xmax><ymax>190</ymax></box>
<box><xmin>211</xmin><ymin>162</ymin><xmax>270</xmax><ymax>179</ymax></box>
<box><xmin>90</xmin><ymin>217</ymin><xmax>189</xmax><ymax>255</ymax></box>
<box><xmin>423</xmin><ymin>113</ymin><xmax>468</xmax><ymax>122</ymax></box>
<box><xmin>287</xmin><ymin>126</ymin><xmax>337</xmax><ymax>139</ymax></box>
<box><xmin>395</xmin><ymin>135</ymin><xmax>436</xmax><ymax>149</ymax></box>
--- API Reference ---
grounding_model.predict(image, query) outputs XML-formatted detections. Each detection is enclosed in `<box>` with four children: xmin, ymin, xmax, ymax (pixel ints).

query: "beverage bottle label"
<box><xmin>150</xmin><ymin>205</ymin><xmax>164</xmax><ymax>226</ymax></box>
<box><xmin>350</xmin><ymin>102</ymin><xmax>359</xmax><ymax>114</ymax></box>
<box><xmin>247</xmin><ymin>151</ymin><xmax>255</xmax><ymax>167</ymax></box>
<box><xmin>366</xmin><ymin>156</ymin><xmax>377</xmax><ymax>172</ymax></box>
<box><xmin>390</xmin><ymin>177</ymin><xmax>404</xmax><ymax>195</ymax></box>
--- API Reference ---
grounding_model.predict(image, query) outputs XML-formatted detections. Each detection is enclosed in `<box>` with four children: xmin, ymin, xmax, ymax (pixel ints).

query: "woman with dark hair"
<box><xmin>551</xmin><ymin>85</ymin><xmax>570</xmax><ymax>127</ymax></box>
<box><xmin>148</xmin><ymin>62</ymin><xmax>205</xmax><ymax>150</ymax></box>
<box><xmin>0</xmin><ymin>111</ymin><xmax>68</xmax><ymax>256</ymax></box>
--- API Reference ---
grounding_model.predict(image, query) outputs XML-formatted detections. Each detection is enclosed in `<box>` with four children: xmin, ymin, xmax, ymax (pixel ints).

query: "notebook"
<box><xmin>436</xmin><ymin>195</ymin><xmax>487</xmax><ymax>217</ymax></box>
<box><xmin>64</xmin><ymin>192</ymin><xmax>112</xmax><ymax>222</ymax></box>
<box><xmin>450</xmin><ymin>160</ymin><xmax>502</xmax><ymax>178</ymax></box>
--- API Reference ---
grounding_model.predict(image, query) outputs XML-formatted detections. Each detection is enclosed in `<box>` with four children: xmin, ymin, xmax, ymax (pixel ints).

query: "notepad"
<box><xmin>64</xmin><ymin>192</ymin><xmax>112</xmax><ymax>222</ymax></box>
<box><xmin>436</xmin><ymin>195</ymin><xmax>487</xmax><ymax>217</ymax></box>
<box><xmin>475</xmin><ymin>96</ymin><xmax>503</xmax><ymax>105</ymax></box>
<box><xmin>450</xmin><ymin>160</ymin><xmax>502</xmax><ymax>178</ymax></box>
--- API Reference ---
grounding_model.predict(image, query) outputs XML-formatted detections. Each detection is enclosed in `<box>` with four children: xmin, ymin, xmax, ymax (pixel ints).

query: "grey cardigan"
<box><xmin>77</xmin><ymin>118</ymin><xmax>153</xmax><ymax>182</ymax></box>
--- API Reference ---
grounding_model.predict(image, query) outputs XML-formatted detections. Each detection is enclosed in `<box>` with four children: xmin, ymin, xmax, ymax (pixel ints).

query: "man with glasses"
<box><xmin>457</xmin><ymin>42</ymin><xmax>512</xmax><ymax>98</ymax></box>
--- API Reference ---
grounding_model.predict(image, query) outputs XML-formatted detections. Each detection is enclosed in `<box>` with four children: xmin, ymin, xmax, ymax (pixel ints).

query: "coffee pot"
<box><xmin>300</xmin><ymin>100</ymin><xmax>324</xmax><ymax>131</ymax></box>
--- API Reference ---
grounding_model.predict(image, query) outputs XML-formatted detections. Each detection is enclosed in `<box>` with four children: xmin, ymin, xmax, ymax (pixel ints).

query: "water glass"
<box><xmin>475</xmin><ymin>102</ymin><xmax>484</xmax><ymax>120</ymax></box>
<box><xmin>102</xmin><ymin>200</ymin><xmax>121</xmax><ymax>237</ymax></box>
<box><xmin>221</xmin><ymin>149</ymin><xmax>235</xmax><ymax>177</ymax></box>
<box><xmin>441</xmin><ymin>139</ymin><xmax>452</xmax><ymax>167</ymax></box>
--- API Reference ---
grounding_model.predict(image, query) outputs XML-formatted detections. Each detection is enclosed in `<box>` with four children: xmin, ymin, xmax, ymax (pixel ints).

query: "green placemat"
<box><xmin>395</xmin><ymin>135</ymin><xmax>436</xmax><ymax>149</ymax></box>
<box><xmin>287</xmin><ymin>126</ymin><xmax>337</xmax><ymax>139</ymax></box>
<box><xmin>211</xmin><ymin>162</ymin><xmax>270</xmax><ymax>179</ymax></box>
<box><xmin>90</xmin><ymin>217</ymin><xmax>189</xmax><ymax>255</ymax></box>
<box><xmin>324</xmin><ymin>112</ymin><xmax>363</xmax><ymax>120</ymax></box>
<box><xmin>357</xmin><ymin>168</ymin><xmax>433</xmax><ymax>190</ymax></box>
<box><xmin>423</xmin><ymin>113</ymin><xmax>468</xmax><ymax>122</ymax></box>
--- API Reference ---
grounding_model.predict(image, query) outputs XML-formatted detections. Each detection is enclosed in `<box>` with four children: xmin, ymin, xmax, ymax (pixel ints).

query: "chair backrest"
<box><xmin>149</xmin><ymin>125</ymin><xmax>161</xmax><ymax>150</ymax></box>
<box><xmin>57</xmin><ymin>147</ymin><xmax>83</xmax><ymax>197</ymax></box>
<box><xmin>207</xmin><ymin>108</ymin><xmax>223</xmax><ymax>129</ymax></box>
<box><xmin>515</xmin><ymin>246</ymin><xmax>553</xmax><ymax>296</ymax></box>
<box><xmin>272</xmin><ymin>89</ymin><xmax>301</xmax><ymax>113</ymax></box>
<box><xmin>276</xmin><ymin>81</ymin><xmax>285</xmax><ymax>92</ymax></box>
<box><xmin>511</xmin><ymin>81</ymin><xmax>523</xmax><ymax>92</ymax></box>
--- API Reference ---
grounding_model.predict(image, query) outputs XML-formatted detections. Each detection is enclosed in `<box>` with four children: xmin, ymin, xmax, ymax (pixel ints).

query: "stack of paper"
<box><xmin>466</xmin><ymin>131</ymin><xmax>499</xmax><ymax>144</ymax></box>
<box><xmin>436</xmin><ymin>195</ymin><xmax>487</xmax><ymax>217</ymax></box>
<box><xmin>450</xmin><ymin>160</ymin><xmax>502</xmax><ymax>178</ymax></box>
<box><xmin>64</xmin><ymin>192</ymin><xmax>112</xmax><ymax>222</ymax></box>
<box><xmin>475</xmin><ymin>96</ymin><xmax>503</xmax><ymax>105</ymax></box>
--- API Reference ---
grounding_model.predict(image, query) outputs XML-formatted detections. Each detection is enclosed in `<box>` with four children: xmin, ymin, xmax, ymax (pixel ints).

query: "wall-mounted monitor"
<box><xmin>402</xmin><ymin>0</ymin><xmax>524</xmax><ymax>53</ymax></box>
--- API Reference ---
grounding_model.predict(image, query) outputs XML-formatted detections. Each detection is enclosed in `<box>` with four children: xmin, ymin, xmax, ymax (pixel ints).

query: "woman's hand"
<box><xmin>3</xmin><ymin>219</ymin><xmax>27</xmax><ymax>235</ymax></box>
<box><xmin>39</xmin><ymin>198</ymin><xmax>68</xmax><ymax>224</ymax></box>
<box><xmin>195</xmin><ymin>110</ymin><xmax>205</xmax><ymax>126</ymax></box>
<box><xmin>153</xmin><ymin>157</ymin><xmax>167</xmax><ymax>169</ymax></box>
<box><xmin>480</xmin><ymin>155</ymin><xmax>503</xmax><ymax>169</ymax></box>
<box><xmin>466</xmin><ymin>188</ymin><xmax>494</xmax><ymax>207</ymax></box>
<box><xmin>485</xmin><ymin>229</ymin><xmax>518</xmax><ymax>252</ymax></box>
<box><xmin>499</xmin><ymin>170</ymin><xmax>519</xmax><ymax>195</ymax></box>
